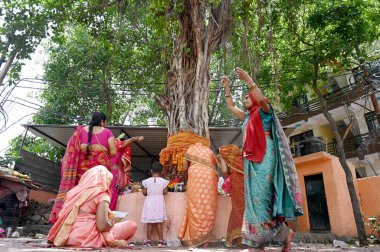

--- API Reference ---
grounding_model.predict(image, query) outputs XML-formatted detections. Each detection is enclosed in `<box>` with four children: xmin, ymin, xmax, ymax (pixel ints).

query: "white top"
<box><xmin>140</xmin><ymin>177</ymin><xmax>169</xmax><ymax>223</ymax></box>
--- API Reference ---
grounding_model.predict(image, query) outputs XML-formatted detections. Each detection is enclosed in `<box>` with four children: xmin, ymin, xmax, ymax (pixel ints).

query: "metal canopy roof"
<box><xmin>22</xmin><ymin>124</ymin><xmax>243</xmax><ymax>155</ymax></box>
<box><xmin>22</xmin><ymin>124</ymin><xmax>244</xmax><ymax>181</ymax></box>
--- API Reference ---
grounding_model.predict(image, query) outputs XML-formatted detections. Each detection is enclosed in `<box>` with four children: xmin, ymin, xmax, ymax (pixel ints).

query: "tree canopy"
<box><xmin>1</xmin><ymin>0</ymin><xmax>379</xmax><ymax>162</ymax></box>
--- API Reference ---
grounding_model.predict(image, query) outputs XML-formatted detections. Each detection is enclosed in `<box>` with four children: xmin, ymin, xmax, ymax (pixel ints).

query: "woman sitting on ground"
<box><xmin>47</xmin><ymin>165</ymin><xmax>137</xmax><ymax>247</ymax></box>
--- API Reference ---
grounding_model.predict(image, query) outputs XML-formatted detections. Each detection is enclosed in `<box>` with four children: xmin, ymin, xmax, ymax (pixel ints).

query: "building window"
<box><xmin>290</xmin><ymin>130</ymin><xmax>314</xmax><ymax>156</ymax></box>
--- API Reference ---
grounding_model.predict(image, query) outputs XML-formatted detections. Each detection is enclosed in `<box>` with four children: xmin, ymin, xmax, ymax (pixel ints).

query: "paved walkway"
<box><xmin>1</xmin><ymin>238</ymin><xmax>380</xmax><ymax>251</ymax></box>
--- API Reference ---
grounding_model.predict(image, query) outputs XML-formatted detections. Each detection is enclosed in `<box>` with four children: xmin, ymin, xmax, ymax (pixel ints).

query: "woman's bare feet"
<box><xmin>282</xmin><ymin>229</ymin><xmax>295</xmax><ymax>252</ymax></box>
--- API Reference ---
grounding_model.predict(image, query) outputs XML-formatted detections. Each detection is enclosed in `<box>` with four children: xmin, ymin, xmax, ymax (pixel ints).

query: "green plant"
<box><xmin>0</xmin><ymin>154</ymin><xmax>19</xmax><ymax>168</ymax></box>
<box><xmin>366</xmin><ymin>210</ymin><xmax>380</xmax><ymax>243</ymax></box>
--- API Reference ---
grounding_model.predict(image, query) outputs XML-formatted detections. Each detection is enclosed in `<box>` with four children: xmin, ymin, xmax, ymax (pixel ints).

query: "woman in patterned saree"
<box><xmin>49</xmin><ymin>111</ymin><xmax>117</xmax><ymax>224</ymax></box>
<box><xmin>109</xmin><ymin>133</ymin><xmax>144</xmax><ymax>210</ymax></box>
<box><xmin>178</xmin><ymin>143</ymin><xmax>218</xmax><ymax>247</ymax></box>
<box><xmin>221</xmin><ymin>68</ymin><xmax>303</xmax><ymax>252</ymax></box>
<box><xmin>217</xmin><ymin>144</ymin><xmax>244</xmax><ymax>247</ymax></box>
<box><xmin>47</xmin><ymin>165</ymin><xmax>137</xmax><ymax>247</ymax></box>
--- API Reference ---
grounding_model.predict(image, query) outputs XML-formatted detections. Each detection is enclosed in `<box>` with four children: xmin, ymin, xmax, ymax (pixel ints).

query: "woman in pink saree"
<box><xmin>49</xmin><ymin>112</ymin><xmax>117</xmax><ymax>224</ymax></box>
<box><xmin>47</xmin><ymin>165</ymin><xmax>137</xmax><ymax>247</ymax></box>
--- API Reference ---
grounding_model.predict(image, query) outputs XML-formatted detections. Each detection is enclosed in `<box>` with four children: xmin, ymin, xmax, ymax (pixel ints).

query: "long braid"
<box><xmin>86</xmin><ymin>123</ymin><xmax>94</xmax><ymax>158</ymax></box>
<box><xmin>86</xmin><ymin>111</ymin><xmax>107</xmax><ymax>159</ymax></box>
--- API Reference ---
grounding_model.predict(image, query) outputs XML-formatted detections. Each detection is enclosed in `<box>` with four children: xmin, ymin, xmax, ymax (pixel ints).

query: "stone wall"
<box><xmin>20</xmin><ymin>200</ymin><xmax>52</xmax><ymax>226</ymax></box>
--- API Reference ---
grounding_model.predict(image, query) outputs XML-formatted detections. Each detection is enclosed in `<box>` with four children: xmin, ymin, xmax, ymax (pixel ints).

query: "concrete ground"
<box><xmin>1</xmin><ymin>238</ymin><xmax>380</xmax><ymax>252</ymax></box>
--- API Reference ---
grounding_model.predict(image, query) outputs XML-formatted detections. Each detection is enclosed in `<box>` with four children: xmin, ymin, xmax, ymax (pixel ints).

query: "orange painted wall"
<box><xmin>29</xmin><ymin>190</ymin><xmax>57</xmax><ymax>204</ymax></box>
<box><xmin>357</xmin><ymin>176</ymin><xmax>380</xmax><ymax>237</ymax></box>
<box><xmin>294</xmin><ymin>152</ymin><xmax>358</xmax><ymax>237</ymax></box>
<box><xmin>117</xmin><ymin>192</ymin><xmax>231</xmax><ymax>242</ymax></box>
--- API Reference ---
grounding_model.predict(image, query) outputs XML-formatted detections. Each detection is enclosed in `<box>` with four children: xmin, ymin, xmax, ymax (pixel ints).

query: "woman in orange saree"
<box><xmin>47</xmin><ymin>165</ymin><xmax>137</xmax><ymax>247</ymax></box>
<box><xmin>49</xmin><ymin>112</ymin><xmax>117</xmax><ymax>224</ymax></box>
<box><xmin>218</xmin><ymin>144</ymin><xmax>244</xmax><ymax>247</ymax></box>
<box><xmin>179</xmin><ymin>143</ymin><xmax>218</xmax><ymax>247</ymax></box>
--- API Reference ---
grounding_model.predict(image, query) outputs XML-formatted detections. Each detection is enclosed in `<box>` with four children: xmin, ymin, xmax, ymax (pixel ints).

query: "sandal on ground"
<box><xmin>144</xmin><ymin>240</ymin><xmax>152</xmax><ymax>246</ymax></box>
<box><xmin>158</xmin><ymin>240</ymin><xmax>167</xmax><ymax>246</ymax></box>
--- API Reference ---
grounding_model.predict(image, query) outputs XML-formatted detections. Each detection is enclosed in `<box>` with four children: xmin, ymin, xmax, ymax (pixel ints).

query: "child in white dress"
<box><xmin>141</xmin><ymin>162</ymin><xmax>169</xmax><ymax>246</ymax></box>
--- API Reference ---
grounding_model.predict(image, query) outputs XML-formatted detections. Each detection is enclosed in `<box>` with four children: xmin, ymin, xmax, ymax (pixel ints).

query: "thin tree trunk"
<box><xmin>312</xmin><ymin>63</ymin><xmax>367</xmax><ymax>242</ymax></box>
<box><xmin>243</xmin><ymin>14</ymin><xmax>253</xmax><ymax>75</ymax></box>
<box><xmin>265</xmin><ymin>1</ymin><xmax>281</xmax><ymax>106</ymax></box>
<box><xmin>102</xmin><ymin>69</ymin><xmax>113</xmax><ymax>121</ymax></box>
<box><xmin>252</xmin><ymin>0</ymin><xmax>264</xmax><ymax>80</ymax></box>
<box><xmin>0</xmin><ymin>52</ymin><xmax>17</xmax><ymax>86</ymax></box>
<box><xmin>355</xmin><ymin>45</ymin><xmax>362</xmax><ymax>59</ymax></box>
<box><xmin>0</xmin><ymin>43</ymin><xmax>10</xmax><ymax>69</ymax></box>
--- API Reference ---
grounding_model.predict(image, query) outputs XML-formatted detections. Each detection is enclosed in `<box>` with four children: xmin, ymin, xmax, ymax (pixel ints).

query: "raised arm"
<box><xmin>123</xmin><ymin>136</ymin><xmax>144</xmax><ymax>148</ymax></box>
<box><xmin>235</xmin><ymin>67</ymin><xmax>270</xmax><ymax>113</ymax></box>
<box><xmin>220</xmin><ymin>76</ymin><xmax>245</xmax><ymax>121</ymax></box>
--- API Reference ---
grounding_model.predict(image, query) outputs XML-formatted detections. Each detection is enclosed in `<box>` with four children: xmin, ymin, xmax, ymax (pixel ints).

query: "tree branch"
<box><xmin>0</xmin><ymin>52</ymin><xmax>17</xmax><ymax>86</ymax></box>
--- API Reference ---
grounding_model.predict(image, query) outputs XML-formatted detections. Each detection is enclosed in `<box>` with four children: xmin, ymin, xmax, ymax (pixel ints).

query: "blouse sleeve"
<box><xmin>105</xmin><ymin>128</ymin><xmax>115</xmax><ymax>140</ymax></box>
<box><xmin>97</xmin><ymin>192</ymin><xmax>111</xmax><ymax>204</ymax></box>
<box><xmin>260</xmin><ymin>107</ymin><xmax>272</xmax><ymax>116</ymax></box>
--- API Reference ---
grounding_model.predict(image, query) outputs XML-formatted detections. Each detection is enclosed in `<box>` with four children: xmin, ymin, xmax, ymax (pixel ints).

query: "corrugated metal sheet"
<box><xmin>22</xmin><ymin>124</ymin><xmax>243</xmax><ymax>153</ymax></box>
<box><xmin>21</xmin><ymin>125</ymin><xmax>244</xmax><ymax>183</ymax></box>
<box><xmin>15</xmin><ymin>150</ymin><xmax>60</xmax><ymax>193</ymax></box>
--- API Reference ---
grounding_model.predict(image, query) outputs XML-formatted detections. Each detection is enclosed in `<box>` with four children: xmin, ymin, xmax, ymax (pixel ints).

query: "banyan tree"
<box><xmin>155</xmin><ymin>0</ymin><xmax>233</xmax><ymax>182</ymax></box>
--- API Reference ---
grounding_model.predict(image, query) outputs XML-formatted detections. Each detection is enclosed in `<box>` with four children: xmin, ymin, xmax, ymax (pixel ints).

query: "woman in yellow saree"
<box><xmin>47</xmin><ymin>165</ymin><xmax>137</xmax><ymax>247</ymax></box>
<box><xmin>179</xmin><ymin>143</ymin><xmax>218</xmax><ymax>247</ymax></box>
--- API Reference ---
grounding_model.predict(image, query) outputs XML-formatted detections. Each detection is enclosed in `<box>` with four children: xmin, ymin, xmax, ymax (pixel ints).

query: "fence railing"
<box><xmin>291</xmin><ymin>130</ymin><xmax>380</xmax><ymax>159</ymax></box>
<box><xmin>279</xmin><ymin>58</ymin><xmax>380</xmax><ymax>126</ymax></box>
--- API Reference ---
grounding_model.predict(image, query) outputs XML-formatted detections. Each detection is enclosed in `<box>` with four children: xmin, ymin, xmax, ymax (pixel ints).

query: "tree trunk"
<box><xmin>252</xmin><ymin>0</ymin><xmax>264</xmax><ymax>80</ymax></box>
<box><xmin>265</xmin><ymin>1</ymin><xmax>280</xmax><ymax>106</ymax></box>
<box><xmin>0</xmin><ymin>43</ymin><xmax>10</xmax><ymax>70</ymax></box>
<box><xmin>0</xmin><ymin>52</ymin><xmax>17</xmax><ymax>86</ymax></box>
<box><xmin>156</xmin><ymin>0</ymin><xmax>232</xmax><ymax>138</ymax></box>
<box><xmin>243</xmin><ymin>13</ymin><xmax>253</xmax><ymax>75</ymax></box>
<box><xmin>102</xmin><ymin>69</ymin><xmax>113</xmax><ymax>122</ymax></box>
<box><xmin>312</xmin><ymin>63</ymin><xmax>367</xmax><ymax>242</ymax></box>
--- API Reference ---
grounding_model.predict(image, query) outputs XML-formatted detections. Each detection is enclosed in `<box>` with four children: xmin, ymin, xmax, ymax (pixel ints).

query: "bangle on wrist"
<box><xmin>249</xmin><ymin>83</ymin><xmax>257</xmax><ymax>90</ymax></box>
<box><xmin>225</xmin><ymin>95</ymin><xmax>231</xmax><ymax>98</ymax></box>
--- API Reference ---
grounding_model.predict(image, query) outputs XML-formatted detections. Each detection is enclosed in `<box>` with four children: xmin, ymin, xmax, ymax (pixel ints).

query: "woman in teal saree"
<box><xmin>221</xmin><ymin>68</ymin><xmax>303</xmax><ymax>251</ymax></box>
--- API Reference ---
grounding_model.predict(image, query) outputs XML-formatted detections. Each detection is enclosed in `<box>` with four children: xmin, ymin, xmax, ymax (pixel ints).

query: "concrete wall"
<box><xmin>294</xmin><ymin>152</ymin><xmax>358</xmax><ymax>237</ymax></box>
<box><xmin>29</xmin><ymin>190</ymin><xmax>57</xmax><ymax>204</ymax></box>
<box><xmin>314</xmin><ymin>125</ymin><xmax>334</xmax><ymax>143</ymax></box>
<box><xmin>117</xmin><ymin>192</ymin><xmax>231</xmax><ymax>242</ymax></box>
<box><xmin>357</xmin><ymin>176</ymin><xmax>380</xmax><ymax>237</ymax></box>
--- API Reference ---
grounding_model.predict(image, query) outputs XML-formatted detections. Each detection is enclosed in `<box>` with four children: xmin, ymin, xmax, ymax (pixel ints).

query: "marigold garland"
<box><xmin>159</xmin><ymin>131</ymin><xmax>210</xmax><ymax>177</ymax></box>
<box><xmin>218</xmin><ymin>144</ymin><xmax>243</xmax><ymax>172</ymax></box>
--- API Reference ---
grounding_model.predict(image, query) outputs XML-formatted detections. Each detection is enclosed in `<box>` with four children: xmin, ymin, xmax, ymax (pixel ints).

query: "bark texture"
<box><xmin>156</xmin><ymin>0</ymin><xmax>232</xmax><ymax>138</ymax></box>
